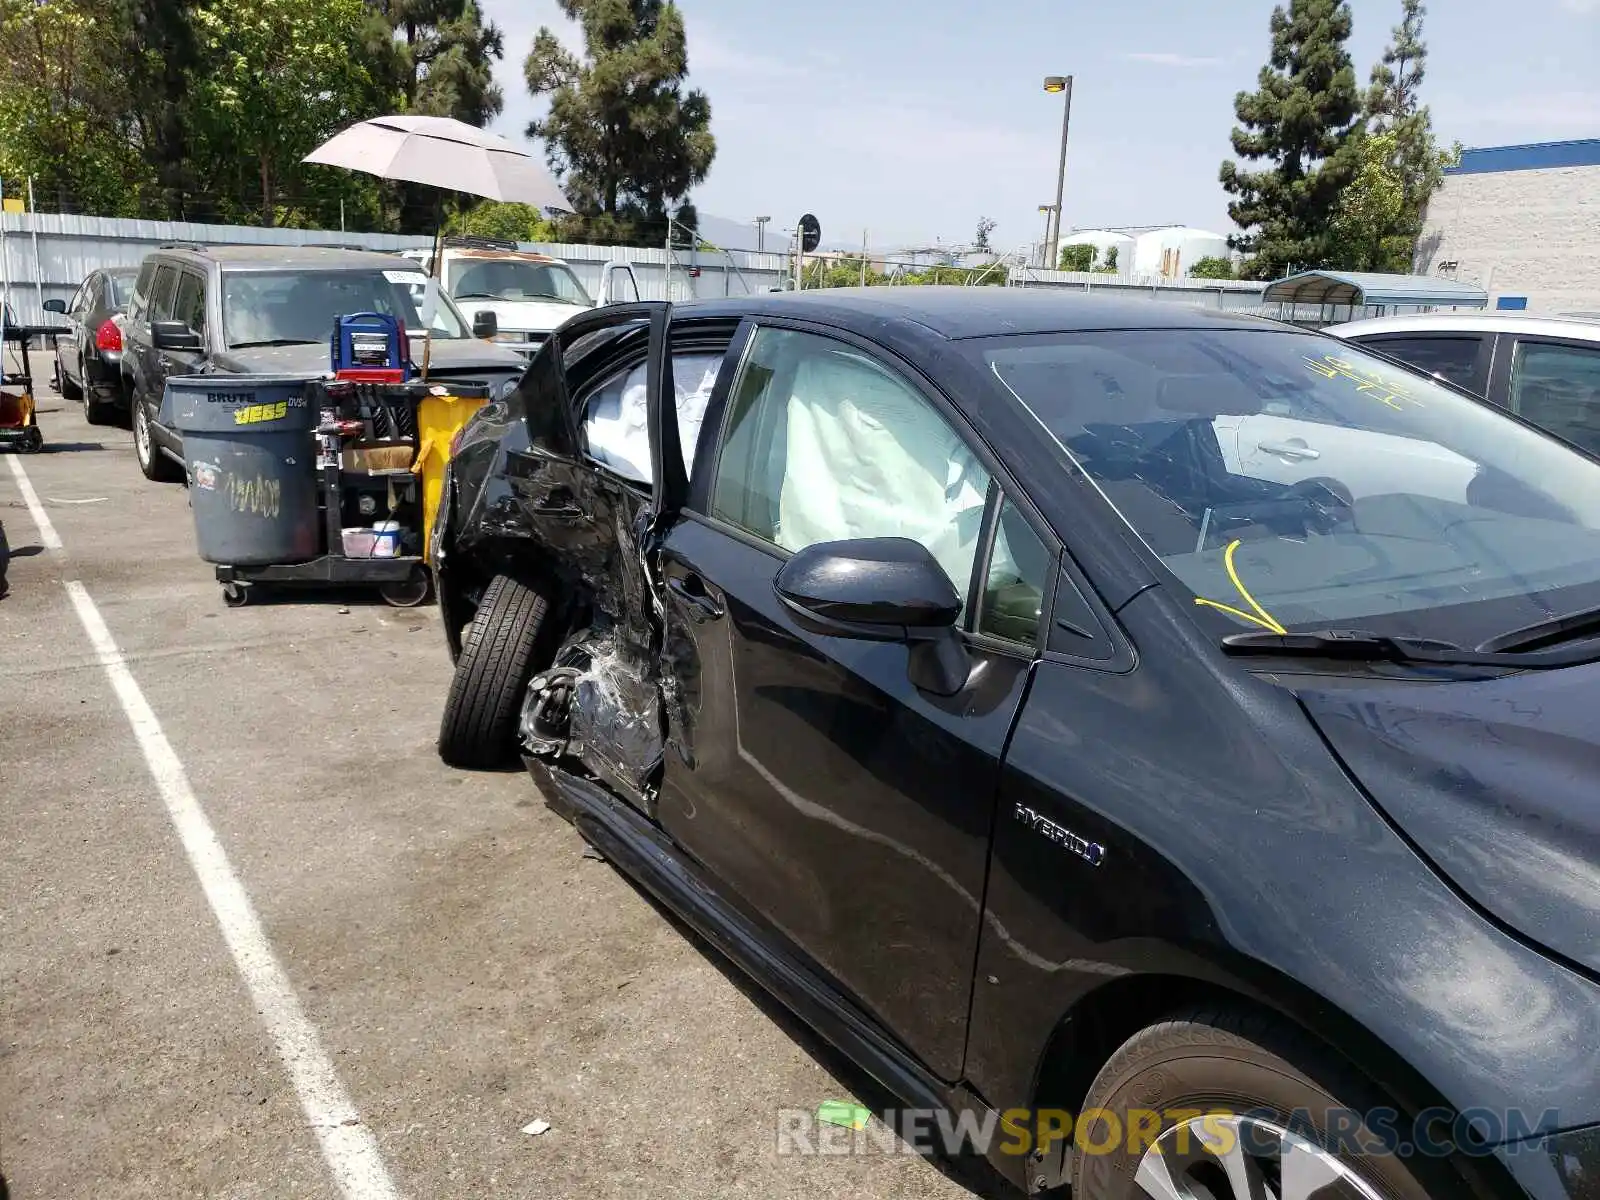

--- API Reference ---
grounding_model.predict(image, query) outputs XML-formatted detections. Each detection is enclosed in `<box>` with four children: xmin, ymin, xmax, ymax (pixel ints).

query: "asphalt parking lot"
<box><xmin>0</xmin><ymin>362</ymin><xmax>984</xmax><ymax>1199</ymax></box>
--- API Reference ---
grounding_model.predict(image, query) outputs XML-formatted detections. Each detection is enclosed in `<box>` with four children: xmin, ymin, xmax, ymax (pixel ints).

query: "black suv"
<box><xmin>122</xmin><ymin>244</ymin><xmax>528</xmax><ymax>481</ymax></box>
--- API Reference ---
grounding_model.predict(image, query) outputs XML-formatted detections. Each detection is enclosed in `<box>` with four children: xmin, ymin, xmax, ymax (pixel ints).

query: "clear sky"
<box><xmin>481</xmin><ymin>0</ymin><xmax>1600</xmax><ymax>253</ymax></box>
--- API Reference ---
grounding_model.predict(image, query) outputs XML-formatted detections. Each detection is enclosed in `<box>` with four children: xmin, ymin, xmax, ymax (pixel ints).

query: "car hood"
<box><xmin>1298</xmin><ymin>663</ymin><xmax>1600</xmax><ymax>976</ymax></box>
<box><xmin>449</xmin><ymin>297</ymin><xmax>592</xmax><ymax>335</ymax></box>
<box><xmin>215</xmin><ymin>339</ymin><xmax>526</xmax><ymax>389</ymax></box>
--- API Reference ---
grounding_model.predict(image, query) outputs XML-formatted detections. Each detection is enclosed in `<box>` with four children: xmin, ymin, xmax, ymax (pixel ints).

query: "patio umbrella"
<box><xmin>304</xmin><ymin>115</ymin><xmax>570</xmax><ymax>374</ymax></box>
<box><xmin>304</xmin><ymin>115</ymin><xmax>570</xmax><ymax>211</ymax></box>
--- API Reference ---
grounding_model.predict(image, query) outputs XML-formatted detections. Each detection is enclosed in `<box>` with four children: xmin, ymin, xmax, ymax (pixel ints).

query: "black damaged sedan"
<box><xmin>431</xmin><ymin>289</ymin><xmax>1600</xmax><ymax>1200</ymax></box>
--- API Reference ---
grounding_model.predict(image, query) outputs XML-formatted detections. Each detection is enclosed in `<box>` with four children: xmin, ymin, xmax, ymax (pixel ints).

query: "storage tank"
<box><xmin>1054</xmin><ymin>229</ymin><xmax>1136</xmax><ymax>272</ymax></box>
<box><xmin>1132</xmin><ymin>227</ymin><xmax>1231</xmax><ymax>277</ymax></box>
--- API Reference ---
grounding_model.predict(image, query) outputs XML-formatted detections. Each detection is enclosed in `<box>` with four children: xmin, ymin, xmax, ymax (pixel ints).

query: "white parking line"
<box><xmin>7</xmin><ymin>453</ymin><xmax>398</xmax><ymax>1199</ymax></box>
<box><xmin>5</xmin><ymin>454</ymin><xmax>62</xmax><ymax>550</ymax></box>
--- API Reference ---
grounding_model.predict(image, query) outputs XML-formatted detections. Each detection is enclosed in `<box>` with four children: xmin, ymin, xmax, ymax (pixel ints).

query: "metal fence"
<box><xmin>0</xmin><ymin>211</ymin><xmax>796</xmax><ymax>323</ymax></box>
<box><xmin>0</xmin><ymin>210</ymin><xmax>1290</xmax><ymax>326</ymax></box>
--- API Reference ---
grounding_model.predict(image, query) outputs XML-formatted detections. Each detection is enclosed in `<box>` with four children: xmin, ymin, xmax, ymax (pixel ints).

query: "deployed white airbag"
<box><xmin>583</xmin><ymin>353</ymin><xmax>723</xmax><ymax>483</ymax></box>
<box><xmin>776</xmin><ymin>348</ymin><xmax>991</xmax><ymax>592</ymax></box>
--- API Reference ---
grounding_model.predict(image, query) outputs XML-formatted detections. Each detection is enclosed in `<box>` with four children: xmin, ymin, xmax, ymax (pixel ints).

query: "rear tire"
<box><xmin>84</xmin><ymin>382</ymin><xmax>118</xmax><ymax>426</ymax></box>
<box><xmin>58</xmin><ymin>360</ymin><xmax>82</xmax><ymax>401</ymax></box>
<box><xmin>1071</xmin><ymin>1007</ymin><xmax>1454</xmax><ymax>1199</ymax></box>
<box><xmin>438</xmin><ymin>573</ymin><xmax>556</xmax><ymax>769</ymax></box>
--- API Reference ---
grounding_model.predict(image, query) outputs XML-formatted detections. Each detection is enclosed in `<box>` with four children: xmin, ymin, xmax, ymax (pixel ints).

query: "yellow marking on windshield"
<box><xmin>1194</xmin><ymin>539</ymin><xmax>1288</xmax><ymax>635</ymax></box>
<box><xmin>1303</xmin><ymin>353</ymin><xmax>1423</xmax><ymax>411</ymax></box>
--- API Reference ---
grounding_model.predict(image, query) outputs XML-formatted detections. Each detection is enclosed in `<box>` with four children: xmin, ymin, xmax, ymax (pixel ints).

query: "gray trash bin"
<box><xmin>162</xmin><ymin>375</ymin><xmax>320</xmax><ymax>566</ymax></box>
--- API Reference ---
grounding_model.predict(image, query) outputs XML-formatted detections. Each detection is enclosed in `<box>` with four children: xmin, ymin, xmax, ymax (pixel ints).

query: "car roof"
<box><xmin>678</xmin><ymin>286</ymin><xmax>1281</xmax><ymax>339</ymax></box>
<box><xmin>151</xmin><ymin>245</ymin><xmax>425</xmax><ymax>273</ymax></box>
<box><xmin>442</xmin><ymin>247</ymin><xmax>565</xmax><ymax>265</ymax></box>
<box><xmin>1327</xmin><ymin>311</ymin><xmax>1600</xmax><ymax>342</ymax></box>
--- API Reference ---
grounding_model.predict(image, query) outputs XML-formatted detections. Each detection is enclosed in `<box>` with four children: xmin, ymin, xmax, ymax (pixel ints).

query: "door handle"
<box><xmin>667</xmin><ymin>575</ymin><xmax>724</xmax><ymax>621</ymax></box>
<box><xmin>1257</xmin><ymin>440</ymin><xmax>1320</xmax><ymax>461</ymax></box>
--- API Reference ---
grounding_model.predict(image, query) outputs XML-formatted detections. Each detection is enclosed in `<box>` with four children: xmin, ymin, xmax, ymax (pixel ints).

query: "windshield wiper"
<box><xmin>1476</xmin><ymin>606</ymin><xmax>1600</xmax><ymax>654</ymax></box>
<box><xmin>1220</xmin><ymin>629</ymin><xmax>1581</xmax><ymax>669</ymax></box>
<box><xmin>229</xmin><ymin>338</ymin><xmax>321</xmax><ymax>349</ymax></box>
<box><xmin>452</xmin><ymin>292</ymin><xmax>500</xmax><ymax>300</ymax></box>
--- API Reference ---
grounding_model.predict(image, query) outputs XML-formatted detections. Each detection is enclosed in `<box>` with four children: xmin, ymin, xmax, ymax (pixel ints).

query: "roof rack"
<box><xmin>307</xmin><ymin>242</ymin><xmax>380</xmax><ymax>252</ymax></box>
<box><xmin>159</xmin><ymin>242</ymin><xmax>208</xmax><ymax>252</ymax></box>
<box><xmin>442</xmin><ymin>234</ymin><xmax>520</xmax><ymax>252</ymax></box>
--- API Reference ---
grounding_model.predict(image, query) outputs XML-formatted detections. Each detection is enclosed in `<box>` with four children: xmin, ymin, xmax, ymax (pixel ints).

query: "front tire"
<box><xmin>1072</xmin><ymin>1008</ymin><xmax>1453</xmax><ymax>1200</ymax></box>
<box><xmin>437</xmin><ymin>573</ymin><xmax>556</xmax><ymax>769</ymax></box>
<box><xmin>132</xmin><ymin>395</ymin><xmax>181</xmax><ymax>482</ymax></box>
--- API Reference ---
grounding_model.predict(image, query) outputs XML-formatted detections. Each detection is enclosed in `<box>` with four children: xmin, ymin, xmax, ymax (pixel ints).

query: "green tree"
<box><xmin>445</xmin><ymin>200</ymin><xmax>557</xmax><ymax>242</ymax></box>
<box><xmin>1219</xmin><ymin>0</ymin><xmax>1362</xmax><ymax>279</ymax></box>
<box><xmin>1058</xmin><ymin>243</ymin><xmax>1096</xmax><ymax>272</ymax></box>
<box><xmin>524</xmin><ymin>0</ymin><xmax>715</xmax><ymax>246</ymax></box>
<box><xmin>1101</xmin><ymin>245</ymin><xmax>1120</xmax><ymax>273</ymax></box>
<box><xmin>974</xmin><ymin>216</ymin><xmax>997</xmax><ymax>254</ymax></box>
<box><xmin>190</xmin><ymin>0</ymin><xmax>381</xmax><ymax>226</ymax></box>
<box><xmin>1188</xmin><ymin>256</ymin><xmax>1237</xmax><ymax>280</ymax></box>
<box><xmin>112</xmin><ymin>0</ymin><xmax>201</xmax><ymax>217</ymax></box>
<box><xmin>371</xmin><ymin>0</ymin><xmax>503</xmax><ymax>124</ymax></box>
<box><xmin>0</xmin><ymin>0</ymin><xmax>152</xmax><ymax>215</ymax></box>
<box><xmin>1327</xmin><ymin>126</ymin><xmax>1456</xmax><ymax>271</ymax></box>
<box><xmin>1360</xmin><ymin>0</ymin><xmax>1445</xmax><ymax>264</ymax></box>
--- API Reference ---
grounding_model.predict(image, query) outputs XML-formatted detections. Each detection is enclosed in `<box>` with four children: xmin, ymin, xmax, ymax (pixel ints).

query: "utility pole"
<box><xmin>754</xmin><ymin>215</ymin><xmax>771</xmax><ymax>254</ymax></box>
<box><xmin>1043</xmin><ymin>75</ymin><xmax>1074</xmax><ymax>254</ymax></box>
<box><xmin>27</xmin><ymin>177</ymin><xmax>42</xmax><ymax>321</ymax></box>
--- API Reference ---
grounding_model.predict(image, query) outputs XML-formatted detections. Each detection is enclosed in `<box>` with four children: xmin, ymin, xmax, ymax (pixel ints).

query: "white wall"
<box><xmin>1417</xmin><ymin>164</ymin><xmax>1600</xmax><ymax>314</ymax></box>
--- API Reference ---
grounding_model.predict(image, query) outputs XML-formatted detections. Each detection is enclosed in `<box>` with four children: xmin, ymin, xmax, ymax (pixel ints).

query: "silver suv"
<box><xmin>121</xmin><ymin>244</ymin><xmax>528</xmax><ymax>482</ymax></box>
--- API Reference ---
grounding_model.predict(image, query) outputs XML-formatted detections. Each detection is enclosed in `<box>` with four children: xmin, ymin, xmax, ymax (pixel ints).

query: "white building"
<box><xmin>1055</xmin><ymin>229</ymin><xmax>1136</xmax><ymax>271</ymax></box>
<box><xmin>1132</xmin><ymin>226</ymin><xmax>1231</xmax><ymax>278</ymax></box>
<box><xmin>1416</xmin><ymin>139</ymin><xmax>1600</xmax><ymax>314</ymax></box>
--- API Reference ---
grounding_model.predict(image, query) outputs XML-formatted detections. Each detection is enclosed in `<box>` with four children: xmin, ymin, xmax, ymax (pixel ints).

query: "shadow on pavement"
<box><xmin>590</xmin><ymin>852</ymin><xmax>1028</xmax><ymax>1200</ymax></box>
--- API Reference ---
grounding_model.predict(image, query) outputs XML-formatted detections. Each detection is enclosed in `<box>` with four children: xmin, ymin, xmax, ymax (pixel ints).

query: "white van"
<box><xmin>404</xmin><ymin>236</ymin><xmax>641</xmax><ymax>357</ymax></box>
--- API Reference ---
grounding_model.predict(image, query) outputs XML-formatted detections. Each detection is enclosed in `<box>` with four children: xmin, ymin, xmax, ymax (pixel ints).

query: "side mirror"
<box><xmin>472</xmin><ymin>310</ymin><xmax>498</xmax><ymax>339</ymax></box>
<box><xmin>43</xmin><ymin>298</ymin><xmax>67</xmax><ymax>314</ymax></box>
<box><xmin>151</xmin><ymin>320</ymin><xmax>202</xmax><ymax>352</ymax></box>
<box><xmin>774</xmin><ymin>538</ymin><xmax>971</xmax><ymax>695</ymax></box>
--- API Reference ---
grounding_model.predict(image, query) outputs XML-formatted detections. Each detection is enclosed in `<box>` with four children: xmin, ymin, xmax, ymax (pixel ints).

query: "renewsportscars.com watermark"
<box><xmin>776</xmin><ymin>1105</ymin><xmax>1563</xmax><ymax>1160</ymax></box>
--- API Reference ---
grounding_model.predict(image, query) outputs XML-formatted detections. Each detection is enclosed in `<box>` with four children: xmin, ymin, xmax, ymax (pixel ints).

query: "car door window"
<box><xmin>1360</xmin><ymin>335</ymin><xmax>1485</xmax><ymax>393</ymax></box>
<box><xmin>149</xmin><ymin>265</ymin><xmax>180</xmax><ymax>322</ymax></box>
<box><xmin>128</xmin><ymin>262</ymin><xmax>156</xmax><ymax>321</ymax></box>
<box><xmin>580</xmin><ymin>350</ymin><xmax>725</xmax><ymax>484</ymax></box>
<box><xmin>172</xmin><ymin>271</ymin><xmax>207</xmax><ymax>338</ymax></box>
<box><xmin>1509</xmin><ymin>340</ymin><xmax>1600</xmax><ymax>455</ymax></box>
<box><xmin>977</xmin><ymin>496</ymin><xmax>1050</xmax><ymax>646</ymax></box>
<box><xmin>68</xmin><ymin>282</ymin><xmax>89</xmax><ymax>317</ymax></box>
<box><xmin>712</xmin><ymin>326</ymin><xmax>992</xmax><ymax>600</ymax></box>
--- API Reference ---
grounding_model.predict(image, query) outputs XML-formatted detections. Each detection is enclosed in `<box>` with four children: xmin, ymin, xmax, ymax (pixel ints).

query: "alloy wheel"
<box><xmin>1135</xmin><ymin>1115</ymin><xmax>1387</xmax><ymax>1200</ymax></box>
<box><xmin>134</xmin><ymin>401</ymin><xmax>152</xmax><ymax>465</ymax></box>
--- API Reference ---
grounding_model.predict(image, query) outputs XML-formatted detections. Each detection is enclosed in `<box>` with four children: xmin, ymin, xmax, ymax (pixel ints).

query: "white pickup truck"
<box><xmin>405</xmin><ymin>236</ymin><xmax>641</xmax><ymax>357</ymax></box>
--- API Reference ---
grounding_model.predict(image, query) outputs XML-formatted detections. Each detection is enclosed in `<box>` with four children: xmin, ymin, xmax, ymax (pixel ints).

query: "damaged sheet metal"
<box><xmin>520</xmin><ymin>630</ymin><xmax>663</xmax><ymax>811</ymax></box>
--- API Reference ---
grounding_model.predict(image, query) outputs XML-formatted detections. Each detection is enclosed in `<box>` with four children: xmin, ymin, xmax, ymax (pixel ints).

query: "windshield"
<box><xmin>976</xmin><ymin>328</ymin><xmax>1600</xmax><ymax>647</ymax></box>
<box><xmin>450</xmin><ymin>259</ymin><xmax>591</xmax><ymax>306</ymax></box>
<box><xmin>221</xmin><ymin>269</ymin><xmax>468</xmax><ymax>348</ymax></box>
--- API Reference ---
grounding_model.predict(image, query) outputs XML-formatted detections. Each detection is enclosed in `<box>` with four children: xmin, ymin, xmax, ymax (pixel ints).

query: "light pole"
<box><xmin>1037</xmin><ymin>204</ymin><xmax>1058</xmax><ymax>268</ymax></box>
<box><xmin>754</xmin><ymin>215</ymin><xmax>771</xmax><ymax>253</ymax></box>
<box><xmin>1043</xmin><ymin>75</ymin><xmax>1074</xmax><ymax>256</ymax></box>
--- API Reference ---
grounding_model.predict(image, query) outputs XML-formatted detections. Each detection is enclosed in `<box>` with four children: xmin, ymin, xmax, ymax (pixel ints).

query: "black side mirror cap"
<box><xmin>472</xmin><ymin>310</ymin><xmax>498</xmax><ymax>339</ymax></box>
<box><xmin>774</xmin><ymin>537</ymin><xmax>962</xmax><ymax>637</ymax></box>
<box><xmin>42</xmin><ymin>298</ymin><xmax>67</xmax><ymax>314</ymax></box>
<box><xmin>152</xmin><ymin>320</ymin><xmax>202</xmax><ymax>352</ymax></box>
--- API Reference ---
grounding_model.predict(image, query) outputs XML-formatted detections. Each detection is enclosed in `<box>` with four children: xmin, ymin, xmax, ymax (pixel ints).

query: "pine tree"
<box><xmin>375</xmin><ymin>0</ymin><xmax>504</xmax><ymax>125</ymax></box>
<box><xmin>524</xmin><ymin>0</ymin><xmax>715</xmax><ymax>246</ymax></box>
<box><xmin>1365</xmin><ymin>0</ymin><xmax>1444</xmax><ymax>252</ymax></box>
<box><xmin>1219</xmin><ymin>0</ymin><xmax>1362</xmax><ymax>279</ymax></box>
